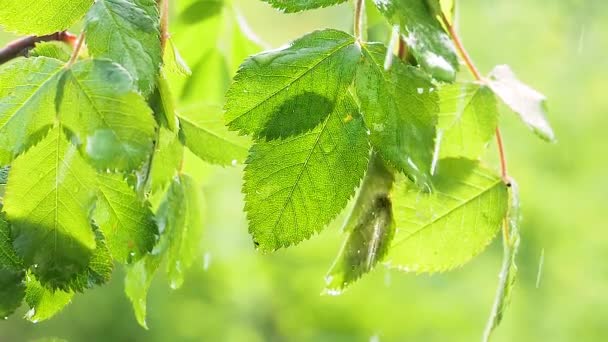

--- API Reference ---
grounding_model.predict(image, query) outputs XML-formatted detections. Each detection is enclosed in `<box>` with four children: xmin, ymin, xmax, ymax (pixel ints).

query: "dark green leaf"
<box><xmin>225</xmin><ymin>29</ymin><xmax>361</xmax><ymax>139</ymax></box>
<box><xmin>260</xmin><ymin>0</ymin><xmax>348</xmax><ymax>13</ymax></box>
<box><xmin>386</xmin><ymin>158</ymin><xmax>508</xmax><ymax>272</ymax></box>
<box><xmin>85</xmin><ymin>0</ymin><xmax>162</xmax><ymax>94</ymax></box>
<box><xmin>180</xmin><ymin>0</ymin><xmax>224</xmax><ymax>24</ymax></box>
<box><xmin>0</xmin><ymin>0</ymin><xmax>93</xmax><ymax>35</ymax></box>
<box><xmin>356</xmin><ymin>43</ymin><xmax>438</xmax><ymax>189</ymax></box>
<box><xmin>372</xmin><ymin>0</ymin><xmax>459</xmax><ymax>82</ymax></box>
<box><xmin>487</xmin><ymin>65</ymin><xmax>555</xmax><ymax>142</ymax></box>
<box><xmin>0</xmin><ymin>215</ymin><xmax>25</xmax><ymax>317</ymax></box>
<box><xmin>4</xmin><ymin>127</ymin><xmax>97</xmax><ymax>289</ymax></box>
<box><xmin>325</xmin><ymin>154</ymin><xmax>395</xmax><ymax>293</ymax></box>
<box><xmin>243</xmin><ymin>94</ymin><xmax>369</xmax><ymax>251</ymax></box>
<box><xmin>59</xmin><ymin>59</ymin><xmax>156</xmax><ymax>171</ymax></box>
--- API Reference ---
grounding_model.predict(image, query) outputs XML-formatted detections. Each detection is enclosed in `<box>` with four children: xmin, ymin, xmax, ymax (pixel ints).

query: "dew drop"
<box><xmin>417</xmin><ymin>88</ymin><xmax>424</xmax><ymax>94</ymax></box>
<box><xmin>231</xmin><ymin>159</ymin><xmax>238</xmax><ymax>166</ymax></box>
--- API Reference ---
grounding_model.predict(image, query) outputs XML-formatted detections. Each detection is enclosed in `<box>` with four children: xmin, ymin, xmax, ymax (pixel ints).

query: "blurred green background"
<box><xmin>1</xmin><ymin>0</ymin><xmax>607</xmax><ymax>341</ymax></box>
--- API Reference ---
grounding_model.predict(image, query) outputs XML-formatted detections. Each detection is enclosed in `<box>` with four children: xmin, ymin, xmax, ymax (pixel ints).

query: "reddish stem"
<box><xmin>0</xmin><ymin>31</ymin><xmax>77</xmax><ymax>65</ymax></box>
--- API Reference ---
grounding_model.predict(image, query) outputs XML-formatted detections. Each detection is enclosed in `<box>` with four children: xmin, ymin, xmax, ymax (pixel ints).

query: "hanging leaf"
<box><xmin>356</xmin><ymin>43</ymin><xmax>438</xmax><ymax>189</ymax></box>
<box><xmin>24</xmin><ymin>275</ymin><xmax>73</xmax><ymax>323</ymax></box>
<box><xmin>487</xmin><ymin>65</ymin><xmax>555</xmax><ymax>142</ymax></box>
<box><xmin>260</xmin><ymin>0</ymin><xmax>349</xmax><ymax>13</ymax></box>
<box><xmin>29</xmin><ymin>42</ymin><xmax>73</xmax><ymax>62</ymax></box>
<box><xmin>94</xmin><ymin>173</ymin><xmax>158</xmax><ymax>263</ymax></box>
<box><xmin>125</xmin><ymin>252</ymin><xmax>162</xmax><ymax>329</ymax></box>
<box><xmin>147</xmin><ymin>127</ymin><xmax>184</xmax><ymax>193</ymax></box>
<box><xmin>243</xmin><ymin>94</ymin><xmax>369</xmax><ymax>251</ymax></box>
<box><xmin>0</xmin><ymin>0</ymin><xmax>93</xmax><ymax>35</ymax></box>
<box><xmin>68</xmin><ymin>230</ymin><xmax>114</xmax><ymax>291</ymax></box>
<box><xmin>225</xmin><ymin>29</ymin><xmax>361</xmax><ymax>139</ymax></box>
<box><xmin>437</xmin><ymin>83</ymin><xmax>498</xmax><ymax>160</ymax></box>
<box><xmin>4</xmin><ymin>127</ymin><xmax>98</xmax><ymax>289</ymax></box>
<box><xmin>178</xmin><ymin>104</ymin><xmax>251</xmax><ymax>166</ymax></box>
<box><xmin>483</xmin><ymin>180</ymin><xmax>521</xmax><ymax>341</ymax></box>
<box><xmin>59</xmin><ymin>59</ymin><xmax>156</xmax><ymax>171</ymax></box>
<box><xmin>325</xmin><ymin>154</ymin><xmax>395</xmax><ymax>293</ymax></box>
<box><xmin>157</xmin><ymin>174</ymin><xmax>205</xmax><ymax>289</ymax></box>
<box><xmin>372</xmin><ymin>0</ymin><xmax>459</xmax><ymax>82</ymax></box>
<box><xmin>0</xmin><ymin>57</ymin><xmax>64</xmax><ymax>166</ymax></box>
<box><xmin>386</xmin><ymin>158</ymin><xmax>508</xmax><ymax>272</ymax></box>
<box><xmin>84</xmin><ymin>0</ymin><xmax>162</xmax><ymax>94</ymax></box>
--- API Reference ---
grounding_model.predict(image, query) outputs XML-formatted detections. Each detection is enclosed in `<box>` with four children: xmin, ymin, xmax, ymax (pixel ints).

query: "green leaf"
<box><xmin>483</xmin><ymin>180</ymin><xmax>521</xmax><ymax>341</ymax></box>
<box><xmin>178</xmin><ymin>104</ymin><xmax>251</xmax><ymax>166</ymax></box>
<box><xmin>24</xmin><ymin>275</ymin><xmax>73</xmax><ymax>323</ymax></box>
<box><xmin>4</xmin><ymin>127</ymin><xmax>97</xmax><ymax>289</ymax></box>
<box><xmin>0</xmin><ymin>0</ymin><xmax>93</xmax><ymax>35</ymax></box>
<box><xmin>260</xmin><ymin>0</ymin><xmax>348</xmax><ymax>13</ymax></box>
<box><xmin>372</xmin><ymin>0</ymin><xmax>459</xmax><ymax>82</ymax></box>
<box><xmin>94</xmin><ymin>173</ymin><xmax>158</xmax><ymax>263</ymax></box>
<box><xmin>325</xmin><ymin>154</ymin><xmax>395</xmax><ymax>294</ymax></box>
<box><xmin>0</xmin><ymin>215</ymin><xmax>26</xmax><ymax>317</ymax></box>
<box><xmin>59</xmin><ymin>59</ymin><xmax>156</xmax><ymax>171</ymax></box>
<box><xmin>85</xmin><ymin>0</ymin><xmax>162</xmax><ymax>94</ymax></box>
<box><xmin>355</xmin><ymin>43</ymin><xmax>438</xmax><ymax>189</ymax></box>
<box><xmin>157</xmin><ymin>174</ymin><xmax>204</xmax><ymax>289</ymax></box>
<box><xmin>125</xmin><ymin>253</ymin><xmax>161</xmax><ymax>329</ymax></box>
<box><xmin>0</xmin><ymin>57</ymin><xmax>64</xmax><ymax>166</ymax></box>
<box><xmin>487</xmin><ymin>65</ymin><xmax>555</xmax><ymax>142</ymax></box>
<box><xmin>243</xmin><ymin>94</ymin><xmax>369</xmax><ymax>251</ymax></box>
<box><xmin>164</xmin><ymin>38</ymin><xmax>192</xmax><ymax>77</ymax></box>
<box><xmin>147</xmin><ymin>127</ymin><xmax>184</xmax><ymax>193</ymax></box>
<box><xmin>437</xmin><ymin>83</ymin><xmax>498</xmax><ymax>160</ymax></box>
<box><xmin>386</xmin><ymin>158</ymin><xmax>508</xmax><ymax>272</ymax></box>
<box><xmin>225</xmin><ymin>29</ymin><xmax>361</xmax><ymax>139</ymax></box>
<box><xmin>29</xmin><ymin>42</ymin><xmax>72</xmax><ymax>62</ymax></box>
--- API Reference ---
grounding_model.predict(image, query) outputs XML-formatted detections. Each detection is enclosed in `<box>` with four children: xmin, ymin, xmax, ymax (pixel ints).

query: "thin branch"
<box><xmin>353</xmin><ymin>0</ymin><xmax>365</xmax><ymax>41</ymax></box>
<box><xmin>67</xmin><ymin>32</ymin><xmax>86</xmax><ymax>67</ymax></box>
<box><xmin>159</xmin><ymin>0</ymin><xmax>170</xmax><ymax>53</ymax></box>
<box><xmin>0</xmin><ymin>31</ymin><xmax>77</xmax><ymax>65</ymax></box>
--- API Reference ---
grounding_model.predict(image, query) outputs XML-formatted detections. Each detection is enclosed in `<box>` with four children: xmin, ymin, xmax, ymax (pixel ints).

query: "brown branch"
<box><xmin>0</xmin><ymin>31</ymin><xmax>77</xmax><ymax>65</ymax></box>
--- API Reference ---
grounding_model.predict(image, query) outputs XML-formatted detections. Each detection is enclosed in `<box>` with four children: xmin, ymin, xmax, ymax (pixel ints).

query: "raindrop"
<box><xmin>417</xmin><ymin>88</ymin><xmax>424</xmax><ymax>94</ymax></box>
<box><xmin>231</xmin><ymin>159</ymin><xmax>238</xmax><ymax>166</ymax></box>
<box><xmin>203</xmin><ymin>252</ymin><xmax>212</xmax><ymax>271</ymax></box>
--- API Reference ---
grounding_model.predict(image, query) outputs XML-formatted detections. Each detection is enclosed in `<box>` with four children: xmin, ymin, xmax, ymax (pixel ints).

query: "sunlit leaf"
<box><xmin>94</xmin><ymin>173</ymin><xmax>158</xmax><ymax>263</ymax></box>
<box><xmin>487</xmin><ymin>65</ymin><xmax>555</xmax><ymax>142</ymax></box>
<box><xmin>244</xmin><ymin>94</ymin><xmax>369</xmax><ymax>251</ymax></box>
<box><xmin>260</xmin><ymin>0</ymin><xmax>348</xmax><ymax>13</ymax></box>
<box><xmin>4</xmin><ymin>127</ymin><xmax>97</xmax><ymax>289</ymax></box>
<box><xmin>178</xmin><ymin>104</ymin><xmax>251</xmax><ymax>166</ymax></box>
<box><xmin>372</xmin><ymin>0</ymin><xmax>459</xmax><ymax>82</ymax></box>
<box><xmin>85</xmin><ymin>0</ymin><xmax>162</xmax><ymax>94</ymax></box>
<box><xmin>0</xmin><ymin>0</ymin><xmax>93</xmax><ymax>35</ymax></box>
<box><xmin>386</xmin><ymin>158</ymin><xmax>508</xmax><ymax>272</ymax></box>
<box><xmin>437</xmin><ymin>83</ymin><xmax>498</xmax><ymax>160</ymax></box>
<box><xmin>68</xmin><ymin>230</ymin><xmax>114</xmax><ymax>291</ymax></box>
<box><xmin>0</xmin><ymin>57</ymin><xmax>63</xmax><ymax>166</ymax></box>
<box><xmin>59</xmin><ymin>59</ymin><xmax>156</xmax><ymax>171</ymax></box>
<box><xmin>225</xmin><ymin>29</ymin><xmax>361</xmax><ymax>139</ymax></box>
<box><xmin>355</xmin><ymin>43</ymin><xmax>438</xmax><ymax>189</ymax></box>
<box><xmin>325</xmin><ymin>154</ymin><xmax>395</xmax><ymax>293</ymax></box>
<box><xmin>24</xmin><ymin>275</ymin><xmax>73</xmax><ymax>323</ymax></box>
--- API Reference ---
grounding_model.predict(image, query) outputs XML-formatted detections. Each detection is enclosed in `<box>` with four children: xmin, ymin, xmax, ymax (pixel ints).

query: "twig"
<box><xmin>353</xmin><ymin>0</ymin><xmax>365</xmax><ymax>41</ymax></box>
<box><xmin>67</xmin><ymin>32</ymin><xmax>86</xmax><ymax>67</ymax></box>
<box><xmin>0</xmin><ymin>31</ymin><xmax>77</xmax><ymax>65</ymax></box>
<box><xmin>159</xmin><ymin>0</ymin><xmax>170</xmax><ymax>53</ymax></box>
